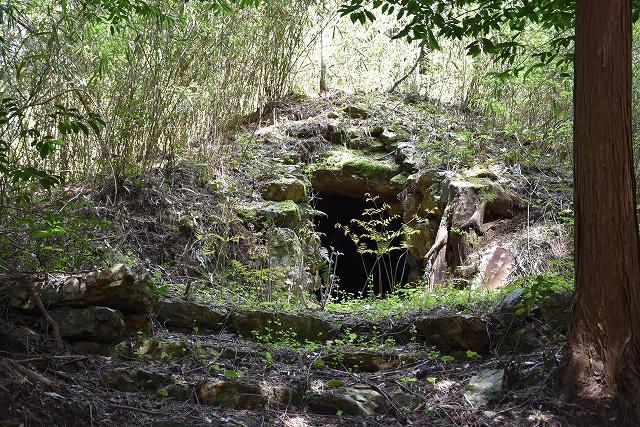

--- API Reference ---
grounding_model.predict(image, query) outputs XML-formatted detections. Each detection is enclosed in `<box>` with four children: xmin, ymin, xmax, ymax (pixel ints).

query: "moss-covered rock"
<box><xmin>113</xmin><ymin>337</ymin><xmax>189</xmax><ymax>361</ymax></box>
<box><xmin>230</xmin><ymin>310</ymin><xmax>336</xmax><ymax>343</ymax></box>
<box><xmin>101</xmin><ymin>367</ymin><xmax>191</xmax><ymax>399</ymax></box>
<box><xmin>307</xmin><ymin>149</ymin><xmax>402</xmax><ymax>202</ymax></box>
<box><xmin>261</xmin><ymin>177</ymin><xmax>309</xmax><ymax>203</ymax></box>
<box><xmin>197</xmin><ymin>379</ymin><xmax>266</xmax><ymax>409</ymax></box>
<box><xmin>343</xmin><ymin>105</ymin><xmax>369</xmax><ymax>119</ymax></box>
<box><xmin>306</xmin><ymin>387</ymin><xmax>385</xmax><ymax>416</ymax></box>
<box><xmin>236</xmin><ymin>200</ymin><xmax>302</xmax><ymax>228</ymax></box>
<box><xmin>379</xmin><ymin>128</ymin><xmax>411</xmax><ymax>147</ymax></box>
<box><xmin>390</xmin><ymin>173</ymin><xmax>408</xmax><ymax>186</ymax></box>
<box><xmin>342</xmin><ymin>156</ymin><xmax>397</xmax><ymax>178</ymax></box>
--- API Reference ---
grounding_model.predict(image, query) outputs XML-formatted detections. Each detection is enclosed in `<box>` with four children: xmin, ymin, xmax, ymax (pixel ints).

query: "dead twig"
<box><xmin>389</xmin><ymin>48</ymin><xmax>425</xmax><ymax>94</ymax></box>
<box><xmin>108</xmin><ymin>403</ymin><xmax>164</xmax><ymax>415</ymax></box>
<box><xmin>15</xmin><ymin>355</ymin><xmax>88</xmax><ymax>364</ymax></box>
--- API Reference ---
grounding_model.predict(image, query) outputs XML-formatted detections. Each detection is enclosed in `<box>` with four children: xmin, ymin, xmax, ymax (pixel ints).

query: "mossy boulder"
<box><xmin>197</xmin><ymin>379</ymin><xmax>266</xmax><ymax>409</ymax></box>
<box><xmin>379</xmin><ymin>128</ymin><xmax>411</xmax><ymax>147</ymax></box>
<box><xmin>390</xmin><ymin>173</ymin><xmax>408</xmax><ymax>186</ymax></box>
<box><xmin>265</xmin><ymin>227</ymin><xmax>313</xmax><ymax>295</ymax></box>
<box><xmin>261</xmin><ymin>177</ymin><xmax>309</xmax><ymax>203</ymax></box>
<box><xmin>326</xmin><ymin>122</ymin><xmax>359</xmax><ymax>145</ymax></box>
<box><xmin>307</xmin><ymin>149</ymin><xmax>403</xmax><ymax>202</ymax></box>
<box><xmin>343</xmin><ymin>105</ymin><xmax>369</xmax><ymax>119</ymax></box>
<box><xmin>236</xmin><ymin>200</ymin><xmax>301</xmax><ymax>228</ymax></box>
<box><xmin>450</xmin><ymin>168</ymin><xmax>521</xmax><ymax>219</ymax></box>
<box><xmin>538</xmin><ymin>290</ymin><xmax>572</xmax><ymax>331</ymax></box>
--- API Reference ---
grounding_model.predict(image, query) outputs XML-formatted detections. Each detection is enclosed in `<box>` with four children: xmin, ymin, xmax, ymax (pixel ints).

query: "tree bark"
<box><xmin>561</xmin><ymin>0</ymin><xmax>640</xmax><ymax>404</ymax></box>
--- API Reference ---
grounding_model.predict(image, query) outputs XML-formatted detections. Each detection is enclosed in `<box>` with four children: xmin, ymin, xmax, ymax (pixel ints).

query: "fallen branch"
<box><xmin>108</xmin><ymin>404</ymin><xmax>163</xmax><ymax>415</ymax></box>
<box><xmin>21</xmin><ymin>276</ymin><xmax>64</xmax><ymax>351</ymax></box>
<box><xmin>10</xmin><ymin>360</ymin><xmax>58</xmax><ymax>388</ymax></box>
<box><xmin>15</xmin><ymin>355</ymin><xmax>87</xmax><ymax>364</ymax></box>
<box><xmin>389</xmin><ymin>48</ymin><xmax>425</xmax><ymax>93</ymax></box>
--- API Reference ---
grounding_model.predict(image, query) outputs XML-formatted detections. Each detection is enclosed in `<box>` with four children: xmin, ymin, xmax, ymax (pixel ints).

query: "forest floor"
<box><xmin>0</xmin><ymin>303</ymin><xmax>630</xmax><ymax>427</ymax></box>
<box><xmin>0</xmin><ymin>92</ymin><xmax>630</xmax><ymax>426</ymax></box>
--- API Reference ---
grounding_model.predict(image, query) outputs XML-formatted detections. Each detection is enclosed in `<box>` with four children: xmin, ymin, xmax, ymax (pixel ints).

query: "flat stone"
<box><xmin>306</xmin><ymin>387</ymin><xmax>385</xmax><ymax>416</ymax></box>
<box><xmin>113</xmin><ymin>338</ymin><xmax>188</xmax><ymax>361</ymax></box>
<box><xmin>343</xmin><ymin>105</ymin><xmax>369</xmax><ymax>119</ymax></box>
<box><xmin>237</xmin><ymin>200</ymin><xmax>301</xmax><ymax>228</ymax></box>
<box><xmin>43</xmin><ymin>306</ymin><xmax>126</xmax><ymax>343</ymax></box>
<box><xmin>390</xmin><ymin>390</ymin><xmax>421</xmax><ymax>411</ymax></box>
<box><xmin>1</xmin><ymin>264</ymin><xmax>154</xmax><ymax>315</ymax></box>
<box><xmin>415</xmin><ymin>315</ymin><xmax>490</xmax><ymax>353</ymax></box>
<box><xmin>197</xmin><ymin>379</ymin><xmax>266</xmax><ymax>409</ymax></box>
<box><xmin>464</xmin><ymin>369</ymin><xmax>504</xmax><ymax>409</ymax></box>
<box><xmin>321</xmin><ymin>351</ymin><xmax>417</xmax><ymax>372</ymax></box>
<box><xmin>101</xmin><ymin>367</ymin><xmax>191</xmax><ymax>399</ymax></box>
<box><xmin>264</xmin><ymin>384</ymin><xmax>303</xmax><ymax>407</ymax></box>
<box><xmin>230</xmin><ymin>310</ymin><xmax>336</xmax><ymax>343</ymax></box>
<box><xmin>155</xmin><ymin>300</ymin><xmax>227</xmax><ymax>331</ymax></box>
<box><xmin>307</xmin><ymin>149</ymin><xmax>402</xmax><ymax>203</ymax></box>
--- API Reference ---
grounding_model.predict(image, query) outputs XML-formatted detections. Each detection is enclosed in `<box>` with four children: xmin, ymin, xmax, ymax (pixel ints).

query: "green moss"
<box><xmin>343</xmin><ymin>158</ymin><xmax>396</xmax><ymax>178</ymax></box>
<box><xmin>306</xmin><ymin>148</ymin><xmax>399</xmax><ymax>184</ymax></box>
<box><xmin>273</xmin><ymin>200</ymin><xmax>298</xmax><ymax>213</ymax></box>
<box><xmin>236</xmin><ymin>207</ymin><xmax>256</xmax><ymax>222</ymax></box>
<box><xmin>390</xmin><ymin>173</ymin><xmax>408</xmax><ymax>186</ymax></box>
<box><xmin>261</xmin><ymin>177</ymin><xmax>308</xmax><ymax>202</ymax></box>
<box><xmin>237</xmin><ymin>201</ymin><xmax>302</xmax><ymax>227</ymax></box>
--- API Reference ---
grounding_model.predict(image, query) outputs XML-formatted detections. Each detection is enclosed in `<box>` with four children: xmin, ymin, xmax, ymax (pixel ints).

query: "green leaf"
<box><xmin>312</xmin><ymin>358</ymin><xmax>326</xmax><ymax>367</ymax></box>
<box><xmin>466</xmin><ymin>350</ymin><xmax>479</xmax><ymax>359</ymax></box>
<box><xmin>466</xmin><ymin>41</ymin><xmax>481</xmax><ymax>57</ymax></box>
<box><xmin>225</xmin><ymin>369</ymin><xmax>240</xmax><ymax>378</ymax></box>
<box><xmin>325</xmin><ymin>379</ymin><xmax>345</xmax><ymax>388</ymax></box>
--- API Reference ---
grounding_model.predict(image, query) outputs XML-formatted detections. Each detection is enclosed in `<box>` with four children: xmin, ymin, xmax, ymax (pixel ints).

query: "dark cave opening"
<box><xmin>314</xmin><ymin>193</ymin><xmax>409</xmax><ymax>299</ymax></box>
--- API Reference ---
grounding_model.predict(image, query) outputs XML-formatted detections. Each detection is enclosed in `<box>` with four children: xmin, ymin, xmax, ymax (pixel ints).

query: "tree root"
<box><xmin>460</xmin><ymin>200</ymin><xmax>487</xmax><ymax>235</ymax></box>
<box><xmin>424</xmin><ymin>204</ymin><xmax>452</xmax><ymax>262</ymax></box>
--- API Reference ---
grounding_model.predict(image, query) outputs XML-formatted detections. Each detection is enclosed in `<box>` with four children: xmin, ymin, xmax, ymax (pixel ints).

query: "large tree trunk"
<box><xmin>560</xmin><ymin>0</ymin><xmax>640</xmax><ymax>404</ymax></box>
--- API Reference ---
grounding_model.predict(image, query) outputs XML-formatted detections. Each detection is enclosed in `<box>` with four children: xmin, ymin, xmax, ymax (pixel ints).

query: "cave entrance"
<box><xmin>314</xmin><ymin>193</ymin><xmax>409</xmax><ymax>299</ymax></box>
